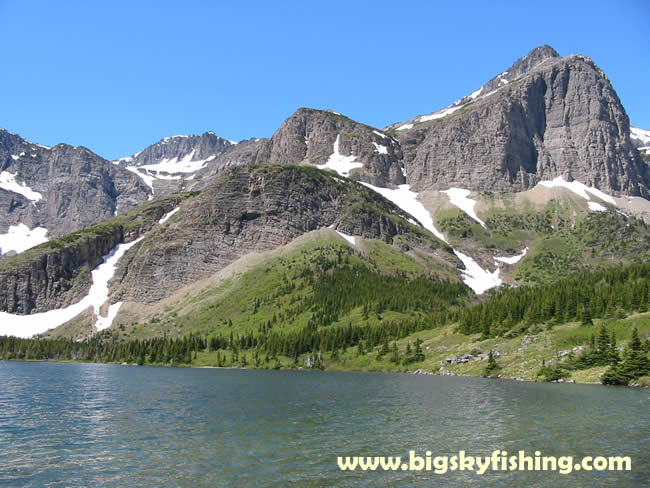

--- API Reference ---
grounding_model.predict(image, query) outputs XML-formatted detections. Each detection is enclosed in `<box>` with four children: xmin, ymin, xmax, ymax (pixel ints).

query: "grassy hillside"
<box><xmin>117</xmin><ymin>233</ymin><xmax>468</xmax><ymax>340</ymax></box>
<box><xmin>12</xmin><ymin>239</ymin><xmax>650</xmax><ymax>386</ymax></box>
<box><xmin>435</xmin><ymin>192</ymin><xmax>650</xmax><ymax>285</ymax></box>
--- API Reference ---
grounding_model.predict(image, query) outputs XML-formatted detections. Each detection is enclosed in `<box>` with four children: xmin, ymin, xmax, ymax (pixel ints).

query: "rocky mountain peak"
<box><xmin>509</xmin><ymin>44</ymin><xmax>560</xmax><ymax>73</ymax></box>
<box><xmin>388</xmin><ymin>46</ymin><xmax>649</xmax><ymax>198</ymax></box>
<box><xmin>0</xmin><ymin>130</ymin><xmax>151</xmax><ymax>245</ymax></box>
<box><xmin>256</xmin><ymin>107</ymin><xmax>406</xmax><ymax>187</ymax></box>
<box><xmin>116</xmin><ymin>131</ymin><xmax>235</xmax><ymax>168</ymax></box>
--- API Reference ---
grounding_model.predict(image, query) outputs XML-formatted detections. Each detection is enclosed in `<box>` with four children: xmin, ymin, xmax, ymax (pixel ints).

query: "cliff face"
<box><xmin>0</xmin><ymin>130</ymin><xmax>152</xmax><ymax>241</ymax></box>
<box><xmin>0</xmin><ymin>228</ymin><xmax>123</xmax><ymax>314</ymax></box>
<box><xmin>0</xmin><ymin>165</ymin><xmax>455</xmax><ymax>315</ymax></box>
<box><xmin>119</xmin><ymin>132</ymin><xmax>234</xmax><ymax>168</ymax></box>
<box><xmin>390</xmin><ymin>46</ymin><xmax>649</xmax><ymax>197</ymax></box>
<box><xmin>0</xmin><ymin>195</ymin><xmax>187</xmax><ymax>314</ymax></box>
<box><xmin>255</xmin><ymin>108</ymin><xmax>406</xmax><ymax>187</ymax></box>
<box><xmin>112</xmin><ymin>165</ymin><xmax>454</xmax><ymax>304</ymax></box>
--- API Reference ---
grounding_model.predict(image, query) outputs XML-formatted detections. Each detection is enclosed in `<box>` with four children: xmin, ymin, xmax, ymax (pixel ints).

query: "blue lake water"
<box><xmin>0</xmin><ymin>362</ymin><xmax>647</xmax><ymax>487</ymax></box>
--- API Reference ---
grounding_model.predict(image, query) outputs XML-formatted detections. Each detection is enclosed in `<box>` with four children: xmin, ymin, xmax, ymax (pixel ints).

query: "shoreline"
<box><xmin>2</xmin><ymin>358</ymin><xmax>648</xmax><ymax>388</ymax></box>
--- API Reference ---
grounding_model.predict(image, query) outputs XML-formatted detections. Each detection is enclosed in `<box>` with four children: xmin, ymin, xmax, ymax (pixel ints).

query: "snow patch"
<box><xmin>373</xmin><ymin>130</ymin><xmax>388</xmax><ymax>139</ymax></box>
<box><xmin>0</xmin><ymin>224</ymin><xmax>48</xmax><ymax>255</ymax></box>
<box><xmin>140</xmin><ymin>150</ymin><xmax>216</xmax><ymax>174</ymax></box>
<box><xmin>373</xmin><ymin>142</ymin><xmax>388</xmax><ymax>155</ymax></box>
<box><xmin>126</xmin><ymin>166</ymin><xmax>155</xmax><ymax>199</ymax></box>
<box><xmin>162</xmin><ymin>135</ymin><xmax>188</xmax><ymax>143</ymax></box>
<box><xmin>538</xmin><ymin>176</ymin><xmax>616</xmax><ymax>205</ymax></box>
<box><xmin>10</xmin><ymin>155</ymin><xmax>19</xmax><ymax>160</ymax></box>
<box><xmin>630</xmin><ymin>127</ymin><xmax>650</xmax><ymax>146</ymax></box>
<box><xmin>396</xmin><ymin>123</ymin><xmax>413</xmax><ymax>131</ymax></box>
<box><xmin>158</xmin><ymin>207</ymin><xmax>180</xmax><ymax>224</ymax></box>
<box><xmin>335</xmin><ymin>231</ymin><xmax>355</xmax><ymax>245</ymax></box>
<box><xmin>419</xmin><ymin>105</ymin><xmax>463</xmax><ymax>122</ymax></box>
<box><xmin>440</xmin><ymin>188</ymin><xmax>486</xmax><ymax>228</ymax></box>
<box><xmin>588</xmin><ymin>201</ymin><xmax>607</xmax><ymax>212</ymax></box>
<box><xmin>317</xmin><ymin>135</ymin><xmax>363</xmax><ymax>177</ymax></box>
<box><xmin>470</xmin><ymin>87</ymin><xmax>483</xmax><ymax>99</ymax></box>
<box><xmin>0</xmin><ymin>171</ymin><xmax>43</xmax><ymax>203</ymax></box>
<box><xmin>0</xmin><ymin>237</ymin><xmax>144</xmax><ymax>338</ymax></box>
<box><xmin>360</xmin><ymin>182</ymin><xmax>446</xmax><ymax>242</ymax></box>
<box><xmin>455</xmin><ymin>251</ymin><xmax>502</xmax><ymax>295</ymax></box>
<box><xmin>95</xmin><ymin>302</ymin><xmax>123</xmax><ymax>332</ymax></box>
<box><xmin>359</xmin><ymin>181</ymin><xmax>501</xmax><ymax>294</ymax></box>
<box><xmin>495</xmin><ymin>247</ymin><xmax>528</xmax><ymax>265</ymax></box>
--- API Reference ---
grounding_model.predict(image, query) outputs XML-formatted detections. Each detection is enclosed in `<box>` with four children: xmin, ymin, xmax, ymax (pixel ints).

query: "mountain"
<box><xmin>0</xmin><ymin>44</ymin><xmax>649</xmax><ymax>353</ymax></box>
<box><xmin>0</xmin><ymin>129</ymin><xmax>151</xmax><ymax>253</ymax></box>
<box><xmin>253</xmin><ymin>108</ymin><xmax>405</xmax><ymax>187</ymax></box>
<box><xmin>630</xmin><ymin>127</ymin><xmax>650</xmax><ymax>150</ymax></box>
<box><xmin>112</xmin><ymin>131</ymin><xmax>242</xmax><ymax>197</ymax></box>
<box><xmin>630</xmin><ymin>127</ymin><xmax>650</xmax><ymax>164</ymax></box>
<box><xmin>0</xmin><ymin>165</ymin><xmax>459</xmax><ymax>337</ymax></box>
<box><xmin>387</xmin><ymin>45</ymin><xmax>649</xmax><ymax>198</ymax></box>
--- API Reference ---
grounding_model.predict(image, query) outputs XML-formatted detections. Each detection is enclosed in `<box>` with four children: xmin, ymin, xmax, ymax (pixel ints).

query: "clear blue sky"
<box><xmin>1</xmin><ymin>0</ymin><xmax>648</xmax><ymax>160</ymax></box>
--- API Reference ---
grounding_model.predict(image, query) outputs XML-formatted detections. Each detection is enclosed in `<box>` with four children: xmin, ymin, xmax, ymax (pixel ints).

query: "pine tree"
<box><xmin>377</xmin><ymin>338</ymin><xmax>389</xmax><ymax>360</ymax></box>
<box><xmin>581</xmin><ymin>305</ymin><xmax>593</xmax><ymax>326</ymax></box>
<box><xmin>390</xmin><ymin>342</ymin><xmax>399</xmax><ymax>363</ymax></box>
<box><xmin>609</xmin><ymin>331</ymin><xmax>619</xmax><ymax>365</ymax></box>
<box><xmin>484</xmin><ymin>350</ymin><xmax>500</xmax><ymax>377</ymax></box>
<box><xmin>414</xmin><ymin>338</ymin><xmax>425</xmax><ymax>362</ymax></box>
<box><xmin>622</xmin><ymin>327</ymin><xmax>650</xmax><ymax>380</ymax></box>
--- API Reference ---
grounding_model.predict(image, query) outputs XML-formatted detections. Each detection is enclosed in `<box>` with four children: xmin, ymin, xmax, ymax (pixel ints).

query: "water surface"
<box><xmin>0</xmin><ymin>362</ymin><xmax>647</xmax><ymax>487</ymax></box>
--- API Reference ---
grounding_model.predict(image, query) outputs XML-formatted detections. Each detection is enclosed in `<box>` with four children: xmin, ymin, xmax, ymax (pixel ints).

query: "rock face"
<box><xmin>189</xmin><ymin>138</ymin><xmax>269</xmax><ymax>187</ymax></box>
<box><xmin>255</xmin><ymin>108</ymin><xmax>406</xmax><ymax>187</ymax></box>
<box><xmin>113</xmin><ymin>132</ymin><xmax>241</xmax><ymax>196</ymax></box>
<box><xmin>120</xmin><ymin>132</ymin><xmax>234</xmax><ymax>168</ymax></box>
<box><xmin>390</xmin><ymin>46</ymin><xmax>650</xmax><ymax>198</ymax></box>
<box><xmin>0</xmin><ymin>195</ymin><xmax>185</xmax><ymax>314</ymax></box>
<box><xmin>0</xmin><ymin>129</ymin><xmax>152</xmax><ymax>242</ymax></box>
<box><xmin>0</xmin><ymin>228</ymin><xmax>122</xmax><ymax>314</ymax></box>
<box><xmin>112</xmin><ymin>165</ymin><xmax>454</xmax><ymax>303</ymax></box>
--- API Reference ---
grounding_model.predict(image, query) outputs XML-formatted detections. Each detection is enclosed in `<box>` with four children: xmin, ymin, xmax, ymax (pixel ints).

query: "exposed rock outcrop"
<box><xmin>390</xmin><ymin>46</ymin><xmax>649</xmax><ymax>198</ymax></box>
<box><xmin>0</xmin><ymin>129</ymin><xmax>152</xmax><ymax>240</ymax></box>
<box><xmin>113</xmin><ymin>165</ymin><xmax>455</xmax><ymax>303</ymax></box>
<box><xmin>256</xmin><ymin>108</ymin><xmax>406</xmax><ymax>187</ymax></box>
<box><xmin>0</xmin><ymin>194</ymin><xmax>187</xmax><ymax>313</ymax></box>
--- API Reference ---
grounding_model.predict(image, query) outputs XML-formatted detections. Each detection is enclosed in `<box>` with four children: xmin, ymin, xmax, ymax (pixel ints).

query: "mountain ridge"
<box><xmin>1</xmin><ymin>44</ymin><xmax>649</xmax><ymax>341</ymax></box>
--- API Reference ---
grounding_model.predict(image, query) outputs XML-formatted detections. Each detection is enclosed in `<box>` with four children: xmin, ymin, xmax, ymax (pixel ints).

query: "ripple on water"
<box><xmin>0</xmin><ymin>363</ymin><xmax>647</xmax><ymax>487</ymax></box>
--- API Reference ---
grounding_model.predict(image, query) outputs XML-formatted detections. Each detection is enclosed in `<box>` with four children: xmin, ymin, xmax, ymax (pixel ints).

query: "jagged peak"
<box><xmin>387</xmin><ymin>45</ymin><xmax>565</xmax><ymax>131</ymax></box>
<box><xmin>518</xmin><ymin>45</ymin><xmax>560</xmax><ymax>64</ymax></box>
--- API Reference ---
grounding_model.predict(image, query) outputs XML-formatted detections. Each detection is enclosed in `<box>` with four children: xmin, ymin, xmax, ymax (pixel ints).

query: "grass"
<box><xmin>180</xmin><ymin>312</ymin><xmax>650</xmax><ymax>385</ymax></box>
<box><xmin>123</xmin><ymin>232</ymin><xmax>461</xmax><ymax>340</ymax></box>
<box><xmin>0</xmin><ymin>192</ymin><xmax>197</xmax><ymax>273</ymax></box>
<box><xmin>433</xmin><ymin>193</ymin><xmax>650</xmax><ymax>286</ymax></box>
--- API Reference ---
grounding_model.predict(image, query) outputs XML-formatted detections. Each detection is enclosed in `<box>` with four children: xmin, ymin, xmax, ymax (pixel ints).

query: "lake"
<box><xmin>0</xmin><ymin>362</ymin><xmax>647</xmax><ymax>487</ymax></box>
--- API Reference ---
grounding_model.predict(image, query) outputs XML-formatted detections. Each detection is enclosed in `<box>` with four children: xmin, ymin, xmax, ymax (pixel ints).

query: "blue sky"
<box><xmin>1</xmin><ymin>0</ymin><xmax>648</xmax><ymax>160</ymax></box>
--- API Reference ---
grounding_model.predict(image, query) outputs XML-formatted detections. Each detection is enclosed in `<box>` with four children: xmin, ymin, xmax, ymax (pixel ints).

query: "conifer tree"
<box><xmin>484</xmin><ymin>350</ymin><xmax>500</xmax><ymax>377</ymax></box>
<box><xmin>390</xmin><ymin>342</ymin><xmax>399</xmax><ymax>363</ymax></box>
<box><xmin>581</xmin><ymin>305</ymin><xmax>593</xmax><ymax>326</ymax></box>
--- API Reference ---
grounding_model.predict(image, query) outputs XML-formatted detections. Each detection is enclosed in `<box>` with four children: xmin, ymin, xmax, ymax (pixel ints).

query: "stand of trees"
<box><xmin>459</xmin><ymin>263</ymin><xmax>650</xmax><ymax>337</ymax></box>
<box><xmin>1</xmin><ymin>263</ymin><xmax>648</xmax><ymax>385</ymax></box>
